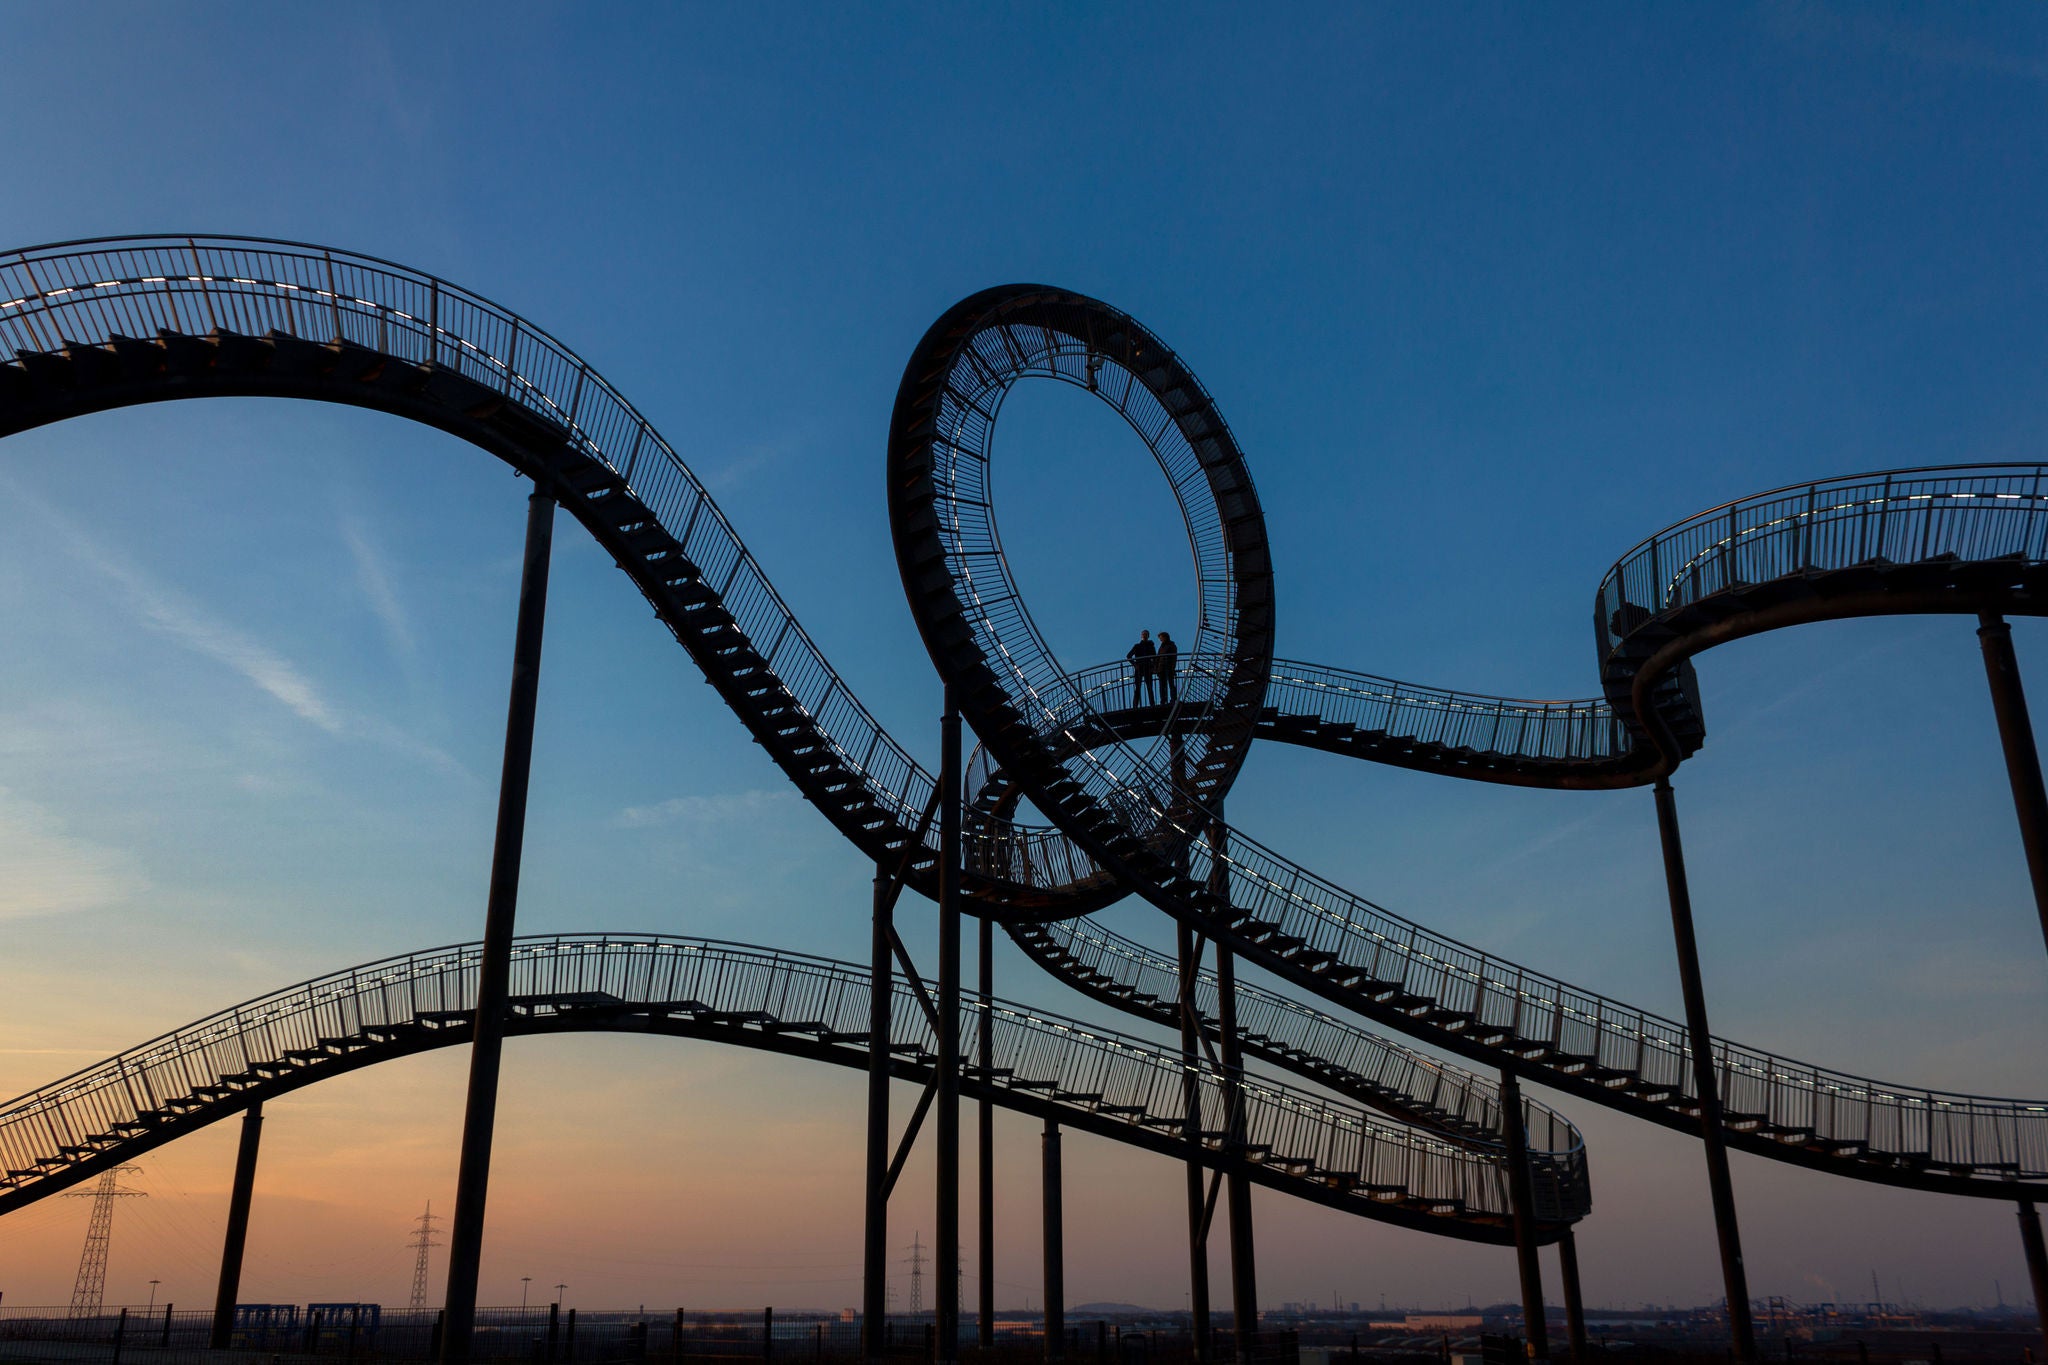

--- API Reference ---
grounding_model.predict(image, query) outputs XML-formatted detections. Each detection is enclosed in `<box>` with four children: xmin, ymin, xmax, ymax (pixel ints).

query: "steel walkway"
<box><xmin>0</xmin><ymin>239</ymin><xmax>2040</xmax><ymax>1211</ymax></box>
<box><xmin>0</xmin><ymin>934</ymin><xmax>1579</xmax><ymax>1241</ymax></box>
<box><xmin>890</xmin><ymin>292</ymin><xmax>2048</xmax><ymax>1202</ymax></box>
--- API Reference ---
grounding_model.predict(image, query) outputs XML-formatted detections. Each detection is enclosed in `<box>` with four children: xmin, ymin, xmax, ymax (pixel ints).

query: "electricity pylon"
<box><xmin>407</xmin><ymin>1201</ymin><xmax>443</xmax><ymax>1311</ymax></box>
<box><xmin>67</xmin><ymin>1167</ymin><xmax>145</xmax><ymax>1317</ymax></box>
<box><xmin>907</xmin><ymin>1232</ymin><xmax>926</xmax><ymax>1318</ymax></box>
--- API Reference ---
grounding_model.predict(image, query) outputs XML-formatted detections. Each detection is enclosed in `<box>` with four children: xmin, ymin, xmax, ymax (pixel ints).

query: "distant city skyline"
<box><xmin>0</xmin><ymin>1</ymin><xmax>2044</xmax><ymax>1321</ymax></box>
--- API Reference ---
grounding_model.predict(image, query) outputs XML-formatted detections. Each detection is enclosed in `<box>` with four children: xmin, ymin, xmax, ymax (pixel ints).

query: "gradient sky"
<box><xmin>1</xmin><ymin>0</ymin><xmax>2046</xmax><ymax>1319</ymax></box>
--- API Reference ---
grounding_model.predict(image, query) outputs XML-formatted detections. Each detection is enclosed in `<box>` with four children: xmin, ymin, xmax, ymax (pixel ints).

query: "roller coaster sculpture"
<box><xmin>0</xmin><ymin>239</ymin><xmax>2045</xmax><ymax>1365</ymax></box>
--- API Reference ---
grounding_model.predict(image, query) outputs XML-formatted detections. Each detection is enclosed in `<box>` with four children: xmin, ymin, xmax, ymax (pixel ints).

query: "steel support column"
<box><xmin>1218</xmin><ymin>946</ymin><xmax>1257</xmax><ymax>1362</ymax></box>
<box><xmin>209</xmin><ymin>1101</ymin><xmax>264</xmax><ymax>1350</ymax></box>
<box><xmin>864</xmin><ymin>872</ymin><xmax>894</xmax><ymax>1365</ymax></box>
<box><xmin>441</xmin><ymin>489</ymin><xmax>556</xmax><ymax>1365</ymax></box>
<box><xmin>1977</xmin><ymin>615</ymin><xmax>2048</xmax><ymax>958</ymax></box>
<box><xmin>2019</xmin><ymin>1200</ymin><xmax>2048</xmax><ymax>1363</ymax></box>
<box><xmin>1556</xmin><ymin>1230</ymin><xmax>1587</xmax><ymax>1361</ymax></box>
<box><xmin>1043</xmin><ymin>1120</ymin><xmax>1065</xmax><ymax>1364</ymax></box>
<box><xmin>1651</xmin><ymin>777</ymin><xmax>1756</xmax><ymax>1365</ymax></box>
<box><xmin>1498</xmin><ymin>1070</ymin><xmax>1548</xmax><ymax>1362</ymax></box>
<box><xmin>936</xmin><ymin>691</ymin><xmax>962</xmax><ymax>1365</ymax></box>
<box><xmin>979</xmin><ymin>915</ymin><xmax>995</xmax><ymax>1350</ymax></box>
<box><xmin>1177</xmin><ymin>921</ymin><xmax>1212</xmax><ymax>1365</ymax></box>
<box><xmin>1210</xmin><ymin>810</ymin><xmax>1256</xmax><ymax>1361</ymax></box>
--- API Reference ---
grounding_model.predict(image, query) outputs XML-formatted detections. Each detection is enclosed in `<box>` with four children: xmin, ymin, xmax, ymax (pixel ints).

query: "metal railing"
<box><xmin>7</xmin><ymin>239</ymin><xmax>2041</xmax><ymax>1198</ymax></box>
<box><xmin>0</xmin><ymin>237</ymin><xmax>1555</xmax><ymax>1219</ymax></box>
<box><xmin>1017</xmin><ymin>916</ymin><xmax>1580</xmax><ymax>1149</ymax></box>
<box><xmin>930</xmin><ymin>529</ymin><xmax>2048</xmax><ymax>1182</ymax></box>
<box><xmin>1011</xmin><ymin>916</ymin><xmax>1589</xmax><ymax>1219</ymax></box>
<box><xmin>0</xmin><ymin>935</ymin><xmax>1525</xmax><ymax>1228</ymax></box>
<box><xmin>1595</xmin><ymin>464</ymin><xmax>2048</xmax><ymax>659</ymax></box>
<box><xmin>1061</xmin><ymin>659</ymin><xmax>1630</xmax><ymax>767</ymax></box>
<box><xmin>1010</xmin><ymin>666</ymin><xmax>2048</xmax><ymax>1179</ymax></box>
<box><xmin>0</xmin><ymin>1305</ymin><xmax>1253</xmax><ymax>1365</ymax></box>
<box><xmin>0</xmin><ymin>237</ymin><xmax>940</xmax><ymax>866</ymax></box>
<box><xmin>963</xmin><ymin>651</ymin><xmax>1628</xmax><ymax>902</ymax></box>
<box><xmin>918</xmin><ymin>302</ymin><xmax>1267</xmax><ymax>869</ymax></box>
<box><xmin>1172</xmin><ymin>813</ymin><xmax>2048</xmax><ymax>1179</ymax></box>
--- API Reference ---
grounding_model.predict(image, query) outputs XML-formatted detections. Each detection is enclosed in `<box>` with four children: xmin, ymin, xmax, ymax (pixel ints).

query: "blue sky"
<box><xmin>0</xmin><ymin>0</ymin><xmax>2045</xmax><ymax>1316</ymax></box>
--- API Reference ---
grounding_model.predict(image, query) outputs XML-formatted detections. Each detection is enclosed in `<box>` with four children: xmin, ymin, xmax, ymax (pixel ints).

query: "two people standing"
<box><xmin>1125</xmin><ymin>629</ymin><xmax>1179</xmax><ymax>707</ymax></box>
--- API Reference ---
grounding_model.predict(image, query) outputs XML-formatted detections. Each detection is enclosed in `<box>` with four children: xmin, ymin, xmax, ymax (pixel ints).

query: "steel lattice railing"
<box><xmin>0</xmin><ymin>237</ymin><xmax>1561</xmax><ymax>1223</ymax></box>
<box><xmin>1061</xmin><ymin>659</ymin><xmax>1631</xmax><ymax>767</ymax></box>
<box><xmin>4</xmin><ymin>237</ymin><xmax>2044</xmax><ymax>1201</ymax></box>
<box><xmin>903</xmin><ymin>297</ymin><xmax>2048</xmax><ymax>1190</ymax></box>
<box><xmin>1596</xmin><ymin>466</ymin><xmax>2048</xmax><ymax>659</ymax></box>
<box><xmin>1178</xmin><ymin>819</ymin><xmax>2048</xmax><ymax>1175</ymax></box>
<box><xmin>0</xmin><ymin>238</ymin><xmax>939</xmax><ymax>857</ymax></box>
<box><xmin>0</xmin><ymin>935</ymin><xmax>1527</xmax><ymax>1226</ymax></box>
<box><xmin>1016</xmin><ymin>916</ymin><xmax>1582</xmax><ymax>1157</ymax></box>
<box><xmin>980</xmin><ymin>551</ymin><xmax>2048</xmax><ymax>1179</ymax></box>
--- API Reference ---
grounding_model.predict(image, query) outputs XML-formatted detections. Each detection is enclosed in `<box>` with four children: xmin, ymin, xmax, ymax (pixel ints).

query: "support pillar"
<box><xmin>1651</xmin><ymin>777</ymin><xmax>1756</xmax><ymax>1364</ymax></box>
<box><xmin>441</xmin><ymin>489</ymin><xmax>557</xmax><ymax>1365</ymax></box>
<box><xmin>979</xmin><ymin>915</ymin><xmax>995</xmax><ymax>1350</ymax></box>
<box><xmin>209</xmin><ymin>1100</ymin><xmax>264</xmax><ymax>1349</ymax></box>
<box><xmin>936</xmin><ymin>691</ymin><xmax>962</xmax><ymax>1365</ymax></box>
<box><xmin>1556</xmin><ymin>1230</ymin><xmax>1587</xmax><ymax>1361</ymax></box>
<box><xmin>1498</xmin><ymin>1071</ymin><xmax>1548</xmax><ymax>1362</ymax></box>
<box><xmin>1219</xmin><ymin>948</ymin><xmax>1257</xmax><ymax>1362</ymax></box>
<box><xmin>1177</xmin><ymin>921</ymin><xmax>1212</xmax><ymax>1365</ymax></box>
<box><xmin>1210</xmin><ymin>810</ymin><xmax>1256</xmax><ymax>1361</ymax></box>
<box><xmin>1976</xmin><ymin>615</ymin><xmax>2048</xmax><ymax>959</ymax></box>
<box><xmin>1043</xmin><ymin>1120</ymin><xmax>1065</xmax><ymax>1364</ymax></box>
<box><xmin>864</xmin><ymin>872</ymin><xmax>894</xmax><ymax>1365</ymax></box>
<box><xmin>2018</xmin><ymin>1200</ymin><xmax>2048</xmax><ymax>1363</ymax></box>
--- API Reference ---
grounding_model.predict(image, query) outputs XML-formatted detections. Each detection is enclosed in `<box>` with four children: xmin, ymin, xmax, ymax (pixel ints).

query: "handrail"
<box><xmin>0</xmin><ymin>934</ymin><xmax>1549</xmax><ymax>1232</ymax></box>
<box><xmin>1010</xmin><ymin>915</ymin><xmax>1584</xmax><ymax>1160</ymax></box>
<box><xmin>1060</xmin><ymin>657</ymin><xmax>1632</xmax><ymax>768</ymax></box>
<box><xmin>886</xmin><ymin>287</ymin><xmax>2048</xmax><ymax>1193</ymax></box>
<box><xmin>0</xmin><ymin>238</ymin><xmax>1559</xmax><ymax>1223</ymax></box>
<box><xmin>5</xmin><ymin>238</ymin><xmax>2044</xmax><ymax>1204</ymax></box>
<box><xmin>0</xmin><ymin>236</ymin><xmax>940</xmax><ymax>846</ymax></box>
<box><xmin>1595</xmin><ymin>466</ymin><xmax>2048</xmax><ymax>660</ymax></box>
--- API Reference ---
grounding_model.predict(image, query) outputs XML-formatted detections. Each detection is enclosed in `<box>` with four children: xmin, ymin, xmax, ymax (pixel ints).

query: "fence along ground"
<box><xmin>0</xmin><ymin>1310</ymin><xmax>1292</xmax><ymax>1365</ymax></box>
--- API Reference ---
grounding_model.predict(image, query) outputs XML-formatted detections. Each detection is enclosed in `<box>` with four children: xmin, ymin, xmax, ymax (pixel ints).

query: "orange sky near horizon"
<box><xmin>0</xmin><ymin>1015</ymin><xmax>2035</xmax><ymax>1316</ymax></box>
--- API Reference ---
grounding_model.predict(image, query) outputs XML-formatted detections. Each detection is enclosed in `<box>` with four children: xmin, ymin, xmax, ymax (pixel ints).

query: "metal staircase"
<box><xmin>887</xmin><ymin>289</ymin><xmax>2048</xmax><ymax>1203</ymax></box>
<box><xmin>0</xmin><ymin>934</ymin><xmax>1548</xmax><ymax>1242</ymax></box>
<box><xmin>3</xmin><ymin>238</ymin><xmax>2044</xmax><ymax>1215</ymax></box>
<box><xmin>1011</xmin><ymin>917</ymin><xmax>1558</xmax><ymax>1146</ymax></box>
<box><xmin>1008</xmin><ymin>914</ymin><xmax>1589</xmax><ymax>1222</ymax></box>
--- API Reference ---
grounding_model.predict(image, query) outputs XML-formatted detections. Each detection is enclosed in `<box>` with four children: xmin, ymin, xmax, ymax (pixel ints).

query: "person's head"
<box><xmin>1159</xmin><ymin>631</ymin><xmax>1172</xmax><ymax>644</ymax></box>
<box><xmin>1140</xmin><ymin>629</ymin><xmax>1150</xmax><ymax>640</ymax></box>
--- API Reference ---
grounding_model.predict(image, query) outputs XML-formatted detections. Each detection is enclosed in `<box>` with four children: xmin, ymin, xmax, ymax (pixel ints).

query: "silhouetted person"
<box><xmin>1156</xmin><ymin>631</ymin><xmax>1178</xmax><ymax>701</ymax></box>
<box><xmin>1126</xmin><ymin>630</ymin><xmax>1156</xmax><ymax>707</ymax></box>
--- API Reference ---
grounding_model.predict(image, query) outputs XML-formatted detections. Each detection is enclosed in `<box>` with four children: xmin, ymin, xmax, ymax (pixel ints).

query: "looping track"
<box><xmin>0</xmin><ymin>238</ymin><xmax>2043</xmax><ymax>1241</ymax></box>
<box><xmin>888</xmin><ymin>284</ymin><xmax>2048</xmax><ymax>1200</ymax></box>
